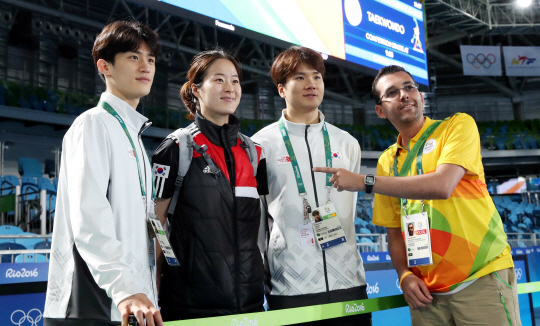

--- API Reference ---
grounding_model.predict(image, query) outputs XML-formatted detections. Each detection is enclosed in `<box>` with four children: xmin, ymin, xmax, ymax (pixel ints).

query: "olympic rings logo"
<box><xmin>516</xmin><ymin>268</ymin><xmax>523</xmax><ymax>280</ymax></box>
<box><xmin>396</xmin><ymin>279</ymin><xmax>403</xmax><ymax>293</ymax></box>
<box><xmin>10</xmin><ymin>309</ymin><xmax>42</xmax><ymax>326</ymax></box>
<box><xmin>466</xmin><ymin>53</ymin><xmax>497</xmax><ymax>68</ymax></box>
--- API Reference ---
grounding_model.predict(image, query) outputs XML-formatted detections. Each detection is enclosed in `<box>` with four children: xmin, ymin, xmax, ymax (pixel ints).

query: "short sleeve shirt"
<box><xmin>373</xmin><ymin>113</ymin><xmax>513</xmax><ymax>292</ymax></box>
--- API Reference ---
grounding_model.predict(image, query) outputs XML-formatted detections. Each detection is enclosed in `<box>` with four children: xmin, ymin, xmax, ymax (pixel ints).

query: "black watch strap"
<box><xmin>364</xmin><ymin>174</ymin><xmax>375</xmax><ymax>194</ymax></box>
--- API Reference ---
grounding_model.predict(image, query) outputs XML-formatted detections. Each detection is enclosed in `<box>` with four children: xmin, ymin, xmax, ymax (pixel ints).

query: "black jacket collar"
<box><xmin>194</xmin><ymin>111</ymin><xmax>240</xmax><ymax>148</ymax></box>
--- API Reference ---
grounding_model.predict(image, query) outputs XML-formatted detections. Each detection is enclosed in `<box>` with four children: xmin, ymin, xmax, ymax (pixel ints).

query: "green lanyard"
<box><xmin>392</xmin><ymin>120</ymin><xmax>442</xmax><ymax>214</ymax></box>
<box><xmin>99</xmin><ymin>101</ymin><xmax>156</xmax><ymax>208</ymax></box>
<box><xmin>278</xmin><ymin>117</ymin><xmax>333</xmax><ymax>192</ymax></box>
<box><xmin>278</xmin><ymin>117</ymin><xmax>333</xmax><ymax>219</ymax></box>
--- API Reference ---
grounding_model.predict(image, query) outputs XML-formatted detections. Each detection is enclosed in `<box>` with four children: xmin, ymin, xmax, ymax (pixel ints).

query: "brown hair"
<box><xmin>92</xmin><ymin>20</ymin><xmax>161</xmax><ymax>79</ymax></box>
<box><xmin>371</xmin><ymin>65</ymin><xmax>415</xmax><ymax>104</ymax></box>
<box><xmin>270</xmin><ymin>46</ymin><xmax>326</xmax><ymax>87</ymax></box>
<box><xmin>180</xmin><ymin>49</ymin><xmax>242</xmax><ymax>120</ymax></box>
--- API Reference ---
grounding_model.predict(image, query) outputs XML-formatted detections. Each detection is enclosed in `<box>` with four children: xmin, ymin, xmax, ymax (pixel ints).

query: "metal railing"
<box><xmin>356</xmin><ymin>233</ymin><xmax>388</xmax><ymax>252</ymax></box>
<box><xmin>506</xmin><ymin>232</ymin><xmax>539</xmax><ymax>248</ymax></box>
<box><xmin>0</xmin><ymin>234</ymin><xmax>52</xmax><ymax>263</ymax></box>
<box><xmin>0</xmin><ymin>249</ymin><xmax>51</xmax><ymax>263</ymax></box>
<box><xmin>0</xmin><ymin>186</ymin><xmax>54</xmax><ymax>235</ymax></box>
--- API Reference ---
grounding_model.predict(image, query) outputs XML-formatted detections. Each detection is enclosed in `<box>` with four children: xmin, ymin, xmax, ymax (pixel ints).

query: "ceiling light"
<box><xmin>516</xmin><ymin>0</ymin><xmax>532</xmax><ymax>7</ymax></box>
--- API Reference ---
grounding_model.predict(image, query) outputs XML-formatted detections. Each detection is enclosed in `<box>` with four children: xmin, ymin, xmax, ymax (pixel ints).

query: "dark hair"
<box><xmin>92</xmin><ymin>20</ymin><xmax>161</xmax><ymax>78</ymax></box>
<box><xmin>270</xmin><ymin>46</ymin><xmax>326</xmax><ymax>87</ymax></box>
<box><xmin>372</xmin><ymin>65</ymin><xmax>415</xmax><ymax>104</ymax></box>
<box><xmin>180</xmin><ymin>49</ymin><xmax>242</xmax><ymax>120</ymax></box>
<box><xmin>312</xmin><ymin>210</ymin><xmax>320</xmax><ymax>216</ymax></box>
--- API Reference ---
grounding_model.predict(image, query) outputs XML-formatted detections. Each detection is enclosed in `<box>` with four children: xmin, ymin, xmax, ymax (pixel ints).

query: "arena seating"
<box><xmin>0</xmin><ymin>242</ymin><xmax>25</xmax><ymax>263</ymax></box>
<box><xmin>14</xmin><ymin>253</ymin><xmax>48</xmax><ymax>263</ymax></box>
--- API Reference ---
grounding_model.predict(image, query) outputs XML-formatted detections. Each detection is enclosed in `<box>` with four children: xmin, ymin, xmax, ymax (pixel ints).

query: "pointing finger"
<box><xmin>313</xmin><ymin>167</ymin><xmax>338</xmax><ymax>174</ymax></box>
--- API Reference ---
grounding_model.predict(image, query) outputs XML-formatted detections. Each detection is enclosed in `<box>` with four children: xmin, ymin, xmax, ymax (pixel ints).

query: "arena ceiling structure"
<box><xmin>1</xmin><ymin>0</ymin><xmax>540</xmax><ymax>112</ymax></box>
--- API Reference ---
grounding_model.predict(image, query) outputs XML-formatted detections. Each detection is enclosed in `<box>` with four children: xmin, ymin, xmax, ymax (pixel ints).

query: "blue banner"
<box><xmin>361</xmin><ymin>252</ymin><xmax>392</xmax><ymax>263</ymax></box>
<box><xmin>0</xmin><ymin>293</ymin><xmax>45</xmax><ymax>326</ymax></box>
<box><xmin>0</xmin><ymin>263</ymin><xmax>49</xmax><ymax>285</ymax></box>
<box><xmin>365</xmin><ymin>268</ymin><xmax>411</xmax><ymax>325</ymax></box>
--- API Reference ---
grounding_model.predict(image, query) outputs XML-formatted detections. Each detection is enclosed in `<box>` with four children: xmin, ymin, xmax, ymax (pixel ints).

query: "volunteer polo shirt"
<box><xmin>373</xmin><ymin>113</ymin><xmax>513</xmax><ymax>293</ymax></box>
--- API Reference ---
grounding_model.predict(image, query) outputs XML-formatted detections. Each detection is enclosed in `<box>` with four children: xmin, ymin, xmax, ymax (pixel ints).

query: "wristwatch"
<box><xmin>364</xmin><ymin>174</ymin><xmax>376</xmax><ymax>194</ymax></box>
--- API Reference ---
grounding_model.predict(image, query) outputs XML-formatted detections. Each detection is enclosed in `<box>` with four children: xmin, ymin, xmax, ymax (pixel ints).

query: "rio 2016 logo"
<box><xmin>5</xmin><ymin>268</ymin><xmax>38</xmax><ymax>278</ymax></box>
<box><xmin>11</xmin><ymin>309</ymin><xmax>42</xmax><ymax>326</ymax></box>
<box><xmin>230</xmin><ymin>316</ymin><xmax>258</xmax><ymax>326</ymax></box>
<box><xmin>345</xmin><ymin>303</ymin><xmax>365</xmax><ymax>313</ymax></box>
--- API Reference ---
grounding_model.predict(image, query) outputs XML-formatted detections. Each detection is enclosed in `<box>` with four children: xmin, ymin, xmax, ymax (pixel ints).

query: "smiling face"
<box><xmin>97</xmin><ymin>42</ymin><xmax>155</xmax><ymax>108</ymax></box>
<box><xmin>278</xmin><ymin>62</ymin><xmax>324</xmax><ymax>114</ymax></box>
<box><xmin>192</xmin><ymin>58</ymin><xmax>241</xmax><ymax>126</ymax></box>
<box><xmin>374</xmin><ymin>71</ymin><xmax>424</xmax><ymax>128</ymax></box>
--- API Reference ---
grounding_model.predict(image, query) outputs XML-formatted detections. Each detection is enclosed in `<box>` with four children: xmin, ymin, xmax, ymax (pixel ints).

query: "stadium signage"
<box><xmin>0</xmin><ymin>263</ymin><xmax>48</xmax><ymax>284</ymax></box>
<box><xmin>6</xmin><ymin>268</ymin><xmax>38</xmax><ymax>278</ymax></box>
<box><xmin>215</xmin><ymin>20</ymin><xmax>235</xmax><ymax>31</ymax></box>
<box><xmin>366</xmin><ymin>254</ymin><xmax>380</xmax><ymax>261</ymax></box>
<box><xmin>230</xmin><ymin>316</ymin><xmax>258</xmax><ymax>326</ymax></box>
<box><xmin>366</xmin><ymin>282</ymin><xmax>380</xmax><ymax>294</ymax></box>
<box><xmin>345</xmin><ymin>303</ymin><xmax>365</xmax><ymax>313</ymax></box>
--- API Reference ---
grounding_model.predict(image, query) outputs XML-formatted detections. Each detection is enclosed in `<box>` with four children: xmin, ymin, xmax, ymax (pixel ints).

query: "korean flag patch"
<box><xmin>153</xmin><ymin>164</ymin><xmax>170</xmax><ymax>178</ymax></box>
<box><xmin>154</xmin><ymin>163</ymin><xmax>170</xmax><ymax>198</ymax></box>
<box><xmin>331</xmin><ymin>151</ymin><xmax>342</xmax><ymax>159</ymax></box>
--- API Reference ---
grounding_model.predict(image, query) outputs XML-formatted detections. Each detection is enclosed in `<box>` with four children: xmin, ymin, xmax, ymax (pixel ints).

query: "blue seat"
<box><xmin>0</xmin><ymin>242</ymin><xmax>25</xmax><ymax>263</ymax></box>
<box><xmin>19</xmin><ymin>98</ymin><xmax>31</xmax><ymax>109</ymax></box>
<box><xmin>1</xmin><ymin>175</ymin><xmax>20</xmax><ymax>195</ymax></box>
<box><xmin>0</xmin><ymin>85</ymin><xmax>6</xmax><ymax>105</ymax></box>
<box><xmin>43</xmin><ymin>100</ymin><xmax>55</xmax><ymax>113</ymax></box>
<box><xmin>28</xmin><ymin>94</ymin><xmax>43</xmax><ymax>111</ymax></box>
<box><xmin>52</xmin><ymin>178</ymin><xmax>59</xmax><ymax>190</ymax></box>
<box><xmin>18</xmin><ymin>157</ymin><xmax>43</xmax><ymax>177</ymax></box>
<box><xmin>64</xmin><ymin>103</ymin><xmax>78</xmax><ymax>116</ymax></box>
<box><xmin>359</xmin><ymin>227</ymin><xmax>371</xmax><ymax>235</ymax></box>
<box><xmin>34</xmin><ymin>240</ymin><xmax>52</xmax><ymax>259</ymax></box>
<box><xmin>0</xmin><ymin>225</ymin><xmax>24</xmax><ymax>235</ymax></box>
<box><xmin>529</xmin><ymin>138</ymin><xmax>538</xmax><ymax>149</ymax></box>
<box><xmin>34</xmin><ymin>240</ymin><xmax>51</xmax><ymax>250</ymax></box>
<box><xmin>47</xmin><ymin>90</ymin><xmax>59</xmax><ymax>106</ymax></box>
<box><xmin>21</xmin><ymin>176</ymin><xmax>39</xmax><ymax>201</ymax></box>
<box><xmin>36</xmin><ymin>177</ymin><xmax>53</xmax><ymax>188</ymax></box>
<box><xmin>15</xmin><ymin>253</ymin><xmax>48</xmax><ymax>263</ymax></box>
<box><xmin>15</xmin><ymin>232</ymin><xmax>44</xmax><ymax>249</ymax></box>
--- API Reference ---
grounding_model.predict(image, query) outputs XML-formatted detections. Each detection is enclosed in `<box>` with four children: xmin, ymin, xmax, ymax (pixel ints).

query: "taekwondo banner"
<box><xmin>503</xmin><ymin>46</ymin><xmax>540</xmax><ymax>76</ymax></box>
<box><xmin>460</xmin><ymin>45</ymin><xmax>502</xmax><ymax>76</ymax></box>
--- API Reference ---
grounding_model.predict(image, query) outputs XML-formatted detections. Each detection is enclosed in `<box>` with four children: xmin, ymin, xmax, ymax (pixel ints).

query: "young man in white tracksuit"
<box><xmin>44</xmin><ymin>21</ymin><xmax>163</xmax><ymax>326</ymax></box>
<box><xmin>252</xmin><ymin>46</ymin><xmax>370</xmax><ymax>325</ymax></box>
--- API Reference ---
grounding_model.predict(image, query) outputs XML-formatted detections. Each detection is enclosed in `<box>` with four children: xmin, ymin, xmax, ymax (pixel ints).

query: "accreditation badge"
<box><xmin>148</xmin><ymin>218</ymin><xmax>180</xmax><ymax>266</ymax></box>
<box><xmin>311</xmin><ymin>203</ymin><xmax>347</xmax><ymax>250</ymax></box>
<box><xmin>298</xmin><ymin>222</ymin><xmax>315</xmax><ymax>247</ymax></box>
<box><xmin>404</xmin><ymin>212</ymin><xmax>433</xmax><ymax>267</ymax></box>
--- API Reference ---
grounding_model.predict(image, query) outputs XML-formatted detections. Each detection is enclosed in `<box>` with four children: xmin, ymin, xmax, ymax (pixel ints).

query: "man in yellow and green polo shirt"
<box><xmin>314</xmin><ymin>65</ymin><xmax>520</xmax><ymax>326</ymax></box>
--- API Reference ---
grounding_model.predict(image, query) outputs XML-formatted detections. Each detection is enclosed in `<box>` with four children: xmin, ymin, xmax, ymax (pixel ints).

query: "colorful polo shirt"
<box><xmin>373</xmin><ymin>113</ymin><xmax>513</xmax><ymax>293</ymax></box>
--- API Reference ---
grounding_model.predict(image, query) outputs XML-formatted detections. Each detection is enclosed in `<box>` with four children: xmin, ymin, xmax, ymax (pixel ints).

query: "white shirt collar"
<box><xmin>99</xmin><ymin>92</ymin><xmax>149</xmax><ymax>132</ymax></box>
<box><xmin>280</xmin><ymin>109</ymin><xmax>326</xmax><ymax>136</ymax></box>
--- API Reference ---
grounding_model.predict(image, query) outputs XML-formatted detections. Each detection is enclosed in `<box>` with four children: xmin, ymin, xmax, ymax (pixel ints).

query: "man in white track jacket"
<box><xmin>252</xmin><ymin>46</ymin><xmax>370</xmax><ymax>326</ymax></box>
<box><xmin>44</xmin><ymin>21</ymin><xmax>163</xmax><ymax>326</ymax></box>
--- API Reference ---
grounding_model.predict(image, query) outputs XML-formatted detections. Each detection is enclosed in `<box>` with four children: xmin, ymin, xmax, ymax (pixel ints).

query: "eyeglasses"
<box><xmin>379</xmin><ymin>84</ymin><xmax>419</xmax><ymax>104</ymax></box>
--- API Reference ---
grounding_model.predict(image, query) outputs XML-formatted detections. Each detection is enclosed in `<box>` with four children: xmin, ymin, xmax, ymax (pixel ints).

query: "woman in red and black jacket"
<box><xmin>152</xmin><ymin>49</ymin><xmax>268</xmax><ymax>321</ymax></box>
